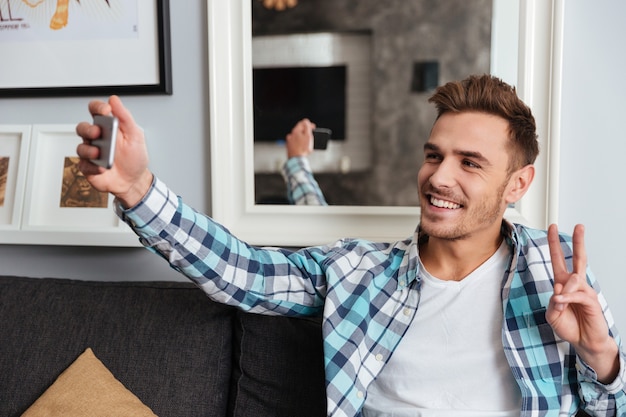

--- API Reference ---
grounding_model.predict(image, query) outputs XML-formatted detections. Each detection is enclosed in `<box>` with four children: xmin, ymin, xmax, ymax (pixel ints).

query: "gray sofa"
<box><xmin>0</xmin><ymin>275</ymin><xmax>326</xmax><ymax>417</ymax></box>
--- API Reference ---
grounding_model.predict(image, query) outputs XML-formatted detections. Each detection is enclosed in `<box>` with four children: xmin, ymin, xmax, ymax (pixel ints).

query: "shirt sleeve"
<box><xmin>115</xmin><ymin>176</ymin><xmax>328</xmax><ymax>317</ymax></box>
<box><xmin>281</xmin><ymin>156</ymin><xmax>328</xmax><ymax>205</ymax></box>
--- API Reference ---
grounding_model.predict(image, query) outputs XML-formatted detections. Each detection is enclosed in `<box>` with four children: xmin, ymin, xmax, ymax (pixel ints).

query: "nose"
<box><xmin>427</xmin><ymin>159</ymin><xmax>457</xmax><ymax>189</ymax></box>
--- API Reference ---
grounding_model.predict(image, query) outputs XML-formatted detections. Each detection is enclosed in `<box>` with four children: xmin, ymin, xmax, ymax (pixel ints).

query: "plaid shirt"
<box><xmin>281</xmin><ymin>156</ymin><xmax>328</xmax><ymax>205</ymax></box>
<box><xmin>118</xmin><ymin>177</ymin><xmax>626</xmax><ymax>417</ymax></box>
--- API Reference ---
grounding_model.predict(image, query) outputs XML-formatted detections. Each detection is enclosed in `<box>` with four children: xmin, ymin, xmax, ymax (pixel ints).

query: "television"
<box><xmin>252</xmin><ymin>65</ymin><xmax>347</xmax><ymax>142</ymax></box>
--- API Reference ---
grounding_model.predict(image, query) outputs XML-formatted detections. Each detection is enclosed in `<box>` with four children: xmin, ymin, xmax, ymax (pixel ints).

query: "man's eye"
<box><xmin>463</xmin><ymin>160</ymin><xmax>480</xmax><ymax>168</ymax></box>
<box><xmin>425</xmin><ymin>153</ymin><xmax>441</xmax><ymax>161</ymax></box>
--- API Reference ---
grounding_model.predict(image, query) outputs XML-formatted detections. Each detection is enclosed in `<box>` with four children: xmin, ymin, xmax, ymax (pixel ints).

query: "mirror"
<box><xmin>207</xmin><ymin>0</ymin><xmax>563</xmax><ymax>246</ymax></box>
<box><xmin>251</xmin><ymin>0</ymin><xmax>514</xmax><ymax>207</ymax></box>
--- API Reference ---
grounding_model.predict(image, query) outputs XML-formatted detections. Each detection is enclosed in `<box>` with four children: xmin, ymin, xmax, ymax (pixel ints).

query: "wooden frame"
<box><xmin>0</xmin><ymin>0</ymin><xmax>172</xmax><ymax>97</ymax></box>
<box><xmin>207</xmin><ymin>0</ymin><xmax>563</xmax><ymax>247</ymax></box>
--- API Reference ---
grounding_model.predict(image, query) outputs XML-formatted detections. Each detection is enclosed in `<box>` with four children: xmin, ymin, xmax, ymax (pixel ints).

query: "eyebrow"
<box><xmin>423</xmin><ymin>143</ymin><xmax>491</xmax><ymax>165</ymax></box>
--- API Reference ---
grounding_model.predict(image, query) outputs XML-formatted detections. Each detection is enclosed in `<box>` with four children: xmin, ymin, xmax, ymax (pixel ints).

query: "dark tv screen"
<box><xmin>253</xmin><ymin>65</ymin><xmax>346</xmax><ymax>142</ymax></box>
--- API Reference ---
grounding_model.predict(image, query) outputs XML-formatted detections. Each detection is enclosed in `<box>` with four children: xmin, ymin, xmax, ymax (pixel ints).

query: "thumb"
<box><xmin>550</xmin><ymin>282</ymin><xmax>566</xmax><ymax>312</ymax></box>
<box><xmin>109</xmin><ymin>95</ymin><xmax>141</xmax><ymax>137</ymax></box>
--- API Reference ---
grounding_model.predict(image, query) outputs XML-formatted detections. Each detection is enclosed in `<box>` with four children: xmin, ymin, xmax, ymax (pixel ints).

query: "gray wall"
<box><xmin>0</xmin><ymin>1</ymin><xmax>624</xmax><ymax>331</ymax></box>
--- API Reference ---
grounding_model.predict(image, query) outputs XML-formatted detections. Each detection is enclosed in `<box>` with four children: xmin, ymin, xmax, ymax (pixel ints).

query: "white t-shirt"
<box><xmin>363</xmin><ymin>241</ymin><xmax>521</xmax><ymax>417</ymax></box>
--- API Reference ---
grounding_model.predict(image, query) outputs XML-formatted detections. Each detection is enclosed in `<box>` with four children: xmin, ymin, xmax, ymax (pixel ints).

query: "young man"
<box><xmin>75</xmin><ymin>74</ymin><xmax>625</xmax><ymax>416</ymax></box>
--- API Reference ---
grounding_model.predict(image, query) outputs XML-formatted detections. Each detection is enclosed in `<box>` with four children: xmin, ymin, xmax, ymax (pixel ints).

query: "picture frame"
<box><xmin>18</xmin><ymin>124</ymin><xmax>139</xmax><ymax>246</ymax></box>
<box><xmin>0</xmin><ymin>0</ymin><xmax>172</xmax><ymax>97</ymax></box>
<box><xmin>0</xmin><ymin>125</ymin><xmax>31</xmax><ymax>230</ymax></box>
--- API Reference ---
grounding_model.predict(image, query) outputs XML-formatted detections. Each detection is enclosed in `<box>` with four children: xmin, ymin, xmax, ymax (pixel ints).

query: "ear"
<box><xmin>504</xmin><ymin>164</ymin><xmax>535</xmax><ymax>204</ymax></box>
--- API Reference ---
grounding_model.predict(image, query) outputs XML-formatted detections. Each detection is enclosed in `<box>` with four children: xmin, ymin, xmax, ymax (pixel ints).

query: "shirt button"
<box><xmin>403</xmin><ymin>308</ymin><xmax>411</xmax><ymax>316</ymax></box>
<box><xmin>375</xmin><ymin>353</ymin><xmax>383</xmax><ymax>361</ymax></box>
<box><xmin>399</xmin><ymin>280</ymin><xmax>406</xmax><ymax>287</ymax></box>
<box><xmin>357</xmin><ymin>391</ymin><xmax>364</xmax><ymax>399</ymax></box>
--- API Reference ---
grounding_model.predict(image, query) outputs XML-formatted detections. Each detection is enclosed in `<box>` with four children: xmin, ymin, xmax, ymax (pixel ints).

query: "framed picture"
<box><xmin>0</xmin><ymin>0</ymin><xmax>171</xmax><ymax>97</ymax></box>
<box><xmin>21</xmin><ymin>124</ymin><xmax>133</xmax><ymax>238</ymax></box>
<box><xmin>0</xmin><ymin>125</ymin><xmax>31</xmax><ymax>230</ymax></box>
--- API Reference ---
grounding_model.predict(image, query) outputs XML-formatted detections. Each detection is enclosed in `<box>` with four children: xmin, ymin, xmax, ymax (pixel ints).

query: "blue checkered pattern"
<box><xmin>117</xmin><ymin>177</ymin><xmax>626</xmax><ymax>417</ymax></box>
<box><xmin>282</xmin><ymin>157</ymin><xmax>328</xmax><ymax>205</ymax></box>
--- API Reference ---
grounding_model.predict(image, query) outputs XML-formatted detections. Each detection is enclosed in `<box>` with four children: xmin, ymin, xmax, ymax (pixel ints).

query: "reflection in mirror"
<box><xmin>252</xmin><ymin>0</ymin><xmax>515</xmax><ymax>206</ymax></box>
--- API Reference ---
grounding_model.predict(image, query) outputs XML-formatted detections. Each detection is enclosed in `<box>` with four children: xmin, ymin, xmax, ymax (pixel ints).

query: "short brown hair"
<box><xmin>428</xmin><ymin>74</ymin><xmax>539</xmax><ymax>172</ymax></box>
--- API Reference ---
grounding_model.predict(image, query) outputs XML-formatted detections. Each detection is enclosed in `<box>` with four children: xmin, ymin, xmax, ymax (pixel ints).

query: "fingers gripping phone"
<box><xmin>313</xmin><ymin>128</ymin><xmax>331</xmax><ymax>150</ymax></box>
<box><xmin>91</xmin><ymin>115</ymin><xmax>118</xmax><ymax>169</ymax></box>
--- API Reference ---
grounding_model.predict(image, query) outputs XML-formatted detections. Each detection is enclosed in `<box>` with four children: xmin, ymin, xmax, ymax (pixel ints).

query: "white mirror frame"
<box><xmin>207</xmin><ymin>0</ymin><xmax>563</xmax><ymax>247</ymax></box>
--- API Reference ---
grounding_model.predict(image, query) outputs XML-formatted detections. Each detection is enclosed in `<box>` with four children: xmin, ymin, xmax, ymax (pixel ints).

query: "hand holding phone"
<box><xmin>91</xmin><ymin>115</ymin><xmax>118</xmax><ymax>169</ymax></box>
<box><xmin>313</xmin><ymin>128</ymin><xmax>332</xmax><ymax>150</ymax></box>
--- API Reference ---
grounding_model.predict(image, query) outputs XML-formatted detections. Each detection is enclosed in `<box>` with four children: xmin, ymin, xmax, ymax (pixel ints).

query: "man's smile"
<box><xmin>429</xmin><ymin>195</ymin><xmax>462</xmax><ymax>209</ymax></box>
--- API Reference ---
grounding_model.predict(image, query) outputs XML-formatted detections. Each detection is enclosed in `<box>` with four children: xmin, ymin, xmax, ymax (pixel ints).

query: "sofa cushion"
<box><xmin>21</xmin><ymin>348</ymin><xmax>157</xmax><ymax>417</ymax></box>
<box><xmin>0</xmin><ymin>276</ymin><xmax>236</xmax><ymax>417</ymax></box>
<box><xmin>228</xmin><ymin>310</ymin><xmax>327</xmax><ymax>417</ymax></box>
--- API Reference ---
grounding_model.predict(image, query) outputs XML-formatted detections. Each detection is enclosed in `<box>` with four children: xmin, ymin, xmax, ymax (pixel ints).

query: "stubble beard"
<box><xmin>419</xmin><ymin>180</ymin><xmax>508</xmax><ymax>242</ymax></box>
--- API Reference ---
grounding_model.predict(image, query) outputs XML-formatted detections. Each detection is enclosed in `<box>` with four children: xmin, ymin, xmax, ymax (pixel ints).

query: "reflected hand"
<box><xmin>262</xmin><ymin>0</ymin><xmax>298</xmax><ymax>11</ymax></box>
<box><xmin>286</xmin><ymin>118</ymin><xmax>316</xmax><ymax>158</ymax></box>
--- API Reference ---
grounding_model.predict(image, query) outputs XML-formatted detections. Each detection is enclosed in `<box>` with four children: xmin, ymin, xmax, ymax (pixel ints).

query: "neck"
<box><xmin>419</xmin><ymin>232</ymin><xmax>504</xmax><ymax>281</ymax></box>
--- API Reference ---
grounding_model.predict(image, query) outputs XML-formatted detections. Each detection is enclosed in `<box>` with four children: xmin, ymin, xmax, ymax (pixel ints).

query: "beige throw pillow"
<box><xmin>22</xmin><ymin>348</ymin><xmax>157</xmax><ymax>417</ymax></box>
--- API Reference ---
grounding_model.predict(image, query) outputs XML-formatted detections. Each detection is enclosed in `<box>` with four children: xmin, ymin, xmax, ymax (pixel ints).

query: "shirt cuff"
<box><xmin>577</xmin><ymin>350</ymin><xmax>626</xmax><ymax>394</ymax></box>
<box><xmin>115</xmin><ymin>176</ymin><xmax>179</xmax><ymax>238</ymax></box>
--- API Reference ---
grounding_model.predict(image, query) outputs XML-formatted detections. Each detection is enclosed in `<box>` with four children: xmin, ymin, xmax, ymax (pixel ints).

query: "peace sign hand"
<box><xmin>546</xmin><ymin>224</ymin><xmax>619</xmax><ymax>383</ymax></box>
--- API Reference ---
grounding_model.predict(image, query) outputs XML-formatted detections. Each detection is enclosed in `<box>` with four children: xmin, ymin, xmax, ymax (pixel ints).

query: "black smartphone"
<box><xmin>91</xmin><ymin>115</ymin><xmax>118</xmax><ymax>169</ymax></box>
<box><xmin>313</xmin><ymin>128</ymin><xmax>332</xmax><ymax>150</ymax></box>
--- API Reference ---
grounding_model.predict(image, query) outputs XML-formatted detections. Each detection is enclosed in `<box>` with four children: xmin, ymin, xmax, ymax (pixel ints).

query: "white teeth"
<box><xmin>430</xmin><ymin>197</ymin><xmax>461</xmax><ymax>209</ymax></box>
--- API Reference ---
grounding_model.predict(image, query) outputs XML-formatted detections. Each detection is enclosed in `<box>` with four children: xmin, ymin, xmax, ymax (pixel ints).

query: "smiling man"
<box><xmin>75</xmin><ymin>74</ymin><xmax>625</xmax><ymax>416</ymax></box>
<box><xmin>419</xmin><ymin>112</ymin><xmax>526</xmax><ymax>243</ymax></box>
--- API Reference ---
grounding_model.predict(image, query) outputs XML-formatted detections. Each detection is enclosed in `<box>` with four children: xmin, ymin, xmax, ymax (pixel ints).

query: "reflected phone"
<box><xmin>91</xmin><ymin>115</ymin><xmax>118</xmax><ymax>169</ymax></box>
<box><xmin>313</xmin><ymin>128</ymin><xmax>331</xmax><ymax>150</ymax></box>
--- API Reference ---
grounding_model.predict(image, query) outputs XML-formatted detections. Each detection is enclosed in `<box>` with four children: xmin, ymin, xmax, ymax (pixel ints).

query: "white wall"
<box><xmin>558</xmin><ymin>0</ymin><xmax>626</xmax><ymax>330</ymax></box>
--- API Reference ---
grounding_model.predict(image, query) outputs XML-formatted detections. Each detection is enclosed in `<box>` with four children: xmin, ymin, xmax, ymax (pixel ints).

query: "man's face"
<box><xmin>417</xmin><ymin>111</ymin><xmax>517</xmax><ymax>242</ymax></box>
